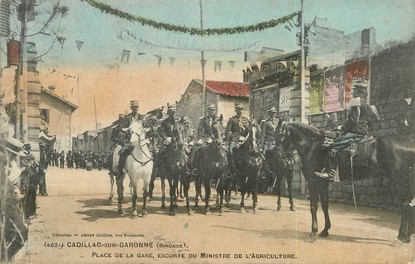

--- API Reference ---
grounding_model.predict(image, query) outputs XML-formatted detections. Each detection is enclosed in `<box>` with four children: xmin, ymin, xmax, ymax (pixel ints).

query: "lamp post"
<box><xmin>199</xmin><ymin>0</ymin><xmax>206</xmax><ymax>116</ymax></box>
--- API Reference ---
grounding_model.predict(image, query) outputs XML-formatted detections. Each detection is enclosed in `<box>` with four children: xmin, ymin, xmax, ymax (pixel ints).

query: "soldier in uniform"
<box><xmin>226</xmin><ymin>103</ymin><xmax>250</xmax><ymax>154</ymax></box>
<box><xmin>157</xmin><ymin>104</ymin><xmax>182</xmax><ymax>164</ymax></box>
<box><xmin>117</xmin><ymin>100</ymin><xmax>144</xmax><ymax>175</ymax></box>
<box><xmin>110</xmin><ymin>114</ymin><xmax>127</xmax><ymax>146</ymax></box>
<box><xmin>315</xmin><ymin>81</ymin><xmax>371</xmax><ymax>181</ymax></box>
<box><xmin>259</xmin><ymin>106</ymin><xmax>280</xmax><ymax>155</ymax></box>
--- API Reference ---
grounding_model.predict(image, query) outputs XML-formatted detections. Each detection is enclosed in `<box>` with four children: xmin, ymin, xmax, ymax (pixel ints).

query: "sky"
<box><xmin>9</xmin><ymin>0</ymin><xmax>415</xmax><ymax>133</ymax></box>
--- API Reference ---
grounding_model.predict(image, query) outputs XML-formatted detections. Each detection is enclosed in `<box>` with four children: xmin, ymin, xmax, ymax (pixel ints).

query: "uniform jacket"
<box><xmin>121</xmin><ymin>113</ymin><xmax>144</xmax><ymax>128</ymax></box>
<box><xmin>197</xmin><ymin>115</ymin><xmax>218</xmax><ymax>140</ymax></box>
<box><xmin>342</xmin><ymin>97</ymin><xmax>370</xmax><ymax>135</ymax></box>
<box><xmin>226</xmin><ymin>115</ymin><xmax>250</xmax><ymax>143</ymax></box>
<box><xmin>259</xmin><ymin>117</ymin><xmax>279</xmax><ymax>147</ymax></box>
<box><xmin>159</xmin><ymin>116</ymin><xmax>181</xmax><ymax>142</ymax></box>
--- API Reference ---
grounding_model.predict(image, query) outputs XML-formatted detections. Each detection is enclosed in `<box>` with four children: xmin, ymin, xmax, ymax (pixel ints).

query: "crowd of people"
<box><xmin>45</xmin><ymin>149</ymin><xmax>111</xmax><ymax>171</ymax></box>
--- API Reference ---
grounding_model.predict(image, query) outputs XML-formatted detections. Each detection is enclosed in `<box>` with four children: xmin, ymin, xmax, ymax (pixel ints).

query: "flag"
<box><xmin>75</xmin><ymin>40</ymin><xmax>84</xmax><ymax>51</ymax></box>
<box><xmin>121</xmin><ymin>50</ymin><xmax>131</xmax><ymax>64</ymax></box>
<box><xmin>200</xmin><ymin>59</ymin><xmax>207</xmax><ymax>68</ymax></box>
<box><xmin>214</xmin><ymin>60</ymin><xmax>222</xmax><ymax>72</ymax></box>
<box><xmin>169</xmin><ymin>57</ymin><xmax>176</xmax><ymax>66</ymax></box>
<box><xmin>184</xmin><ymin>59</ymin><xmax>191</xmax><ymax>67</ymax></box>
<box><xmin>137</xmin><ymin>52</ymin><xmax>145</xmax><ymax>56</ymax></box>
<box><xmin>155</xmin><ymin>55</ymin><xmax>162</xmax><ymax>67</ymax></box>
<box><xmin>56</xmin><ymin>36</ymin><xmax>66</xmax><ymax>49</ymax></box>
<box><xmin>229</xmin><ymin>61</ymin><xmax>235</xmax><ymax>68</ymax></box>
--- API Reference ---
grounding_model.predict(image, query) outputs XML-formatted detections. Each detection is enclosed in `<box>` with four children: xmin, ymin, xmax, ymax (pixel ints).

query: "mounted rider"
<box><xmin>157</xmin><ymin>104</ymin><xmax>184</xmax><ymax>163</ymax></box>
<box><xmin>259</xmin><ymin>106</ymin><xmax>280</xmax><ymax>155</ymax></box>
<box><xmin>315</xmin><ymin>81</ymin><xmax>371</xmax><ymax>181</ymax></box>
<box><xmin>226</xmin><ymin>103</ymin><xmax>250</xmax><ymax>172</ymax></box>
<box><xmin>116</xmin><ymin>100</ymin><xmax>144</xmax><ymax>175</ymax></box>
<box><xmin>190</xmin><ymin>104</ymin><xmax>220</xmax><ymax>172</ymax></box>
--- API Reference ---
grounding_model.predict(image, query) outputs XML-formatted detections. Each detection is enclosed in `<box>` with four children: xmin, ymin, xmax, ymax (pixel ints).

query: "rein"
<box><xmin>131</xmin><ymin>131</ymin><xmax>153</xmax><ymax>166</ymax></box>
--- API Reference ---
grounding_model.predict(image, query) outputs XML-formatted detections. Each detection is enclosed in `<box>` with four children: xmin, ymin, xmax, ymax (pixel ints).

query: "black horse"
<box><xmin>161</xmin><ymin>121</ymin><xmax>193</xmax><ymax>216</ymax></box>
<box><xmin>281</xmin><ymin>121</ymin><xmax>415</xmax><ymax>244</ymax></box>
<box><xmin>232</xmin><ymin>122</ymin><xmax>263</xmax><ymax>213</ymax></box>
<box><xmin>264</xmin><ymin>140</ymin><xmax>296</xmax><ymax>211</ymax></box>
<box><xmin>196</xmin><ymin>115</ymin><xmax>230</xmax><ymax>215</ymax></box>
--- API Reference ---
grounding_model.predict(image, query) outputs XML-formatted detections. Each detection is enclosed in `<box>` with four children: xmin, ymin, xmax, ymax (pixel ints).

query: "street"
<box><xmin>12</xmin><ymin>166</ymin><xmax>414</xmax><ymax>264</ymax></box>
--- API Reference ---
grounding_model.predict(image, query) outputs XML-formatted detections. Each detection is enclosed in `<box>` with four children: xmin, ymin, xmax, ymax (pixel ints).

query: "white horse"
<box><xmin>111</xmin><ymin>121</ymin><xmax>153</xmax><ymax>217</ymax></box>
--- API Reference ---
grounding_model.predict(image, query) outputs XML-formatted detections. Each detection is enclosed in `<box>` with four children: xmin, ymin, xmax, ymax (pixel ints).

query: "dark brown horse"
<box><xmin>281</xmin><ymin>121</ymin><xmax>415</xmax><ymax>244</ymax></box>
<box><xmin>161</xmin><ymin>120</ymin><xmax>193</xmax><ymax>216</ymax></box>
<box><xmin>264</xmin><ymin>141</ymin><xmax>296</xmax><ymax>211</ymax></box>
<box><xmin>197</xmin><ymin>115</ymin><xmax>230</xmax><ymax>215</ymax></box>
<box><xmin>232</xmin><ymin>122</ymin><xmax>263</xmax><ymax>213</ymax></box>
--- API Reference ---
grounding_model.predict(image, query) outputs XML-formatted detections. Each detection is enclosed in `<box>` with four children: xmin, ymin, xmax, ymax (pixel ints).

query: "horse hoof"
<box><xmin>141</xmin><ymin>212</ymin><xmax>148</xmax><ymax>218</ymax></box>
<box><xmin>306</xmin><ymin>236</ymin><xmax>316</xmax><ymax>243</ymax></box>
<box><xmin>220</xmin><ymin>208</ymin><xmax>224</xmax><ymax>215</ymax></box>
<box><xmin>161</xmin><ymin>204</ymin><xmax>166</xmax><ymax>209</ymax></box>
<box><xmin>205</xmin><ymin>209</ymin><xmax>211</xmax><ymax>216</ymax></box>
<box><xmin>391</xmin><ymin>240</ymin><xmax>404</xmax><ymax>247</ymax></box>
<box><xmin>290</xmin><ymin>206</ymin><xmax>296</xmax><ymax>211</ymax></box>
<box><xmin>277</xmin><ymin>206</ymin><xmax>281</xmax><ymax>211</ymax></box>
<box><xmin>240</xmin><ymin>207</ymin><xmax>246</xmax><ymax>213</ymax></box>
<box><xmin>188</xmin><ymin>210</ymin><xmax>194</xmax><ymax>216</ymax></box>
<box><xmin>253</xmin><ymin>208</ymin><xmax>258</xmax><ymax>214</ymax></box>
<box><xmin>169</xmin><ymin>210</ymin><xmax>176</xmax><ymax>216</ymax></box>
<box><xmin>319</xmin><ymin>231</ymin><xmax>329</xmax><ymax>237</ymax></box>
<box><xmin>117</xmin><ymin>209</ymin><xmax>124</xmax><ymax>215</ymax></box>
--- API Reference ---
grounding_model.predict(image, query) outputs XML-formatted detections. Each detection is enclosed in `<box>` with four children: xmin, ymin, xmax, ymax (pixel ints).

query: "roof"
<box><xmin>195</xmin><ymin>79</ymin><xmax>249</xmax><ymax>97</ymax></box>
<box><xmin>41</xmin><ymin>87</ymin><xmax>78</xmax><ymax>113</ymax></box>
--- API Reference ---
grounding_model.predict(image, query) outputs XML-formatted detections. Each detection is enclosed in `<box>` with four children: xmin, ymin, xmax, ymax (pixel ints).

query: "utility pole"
<box><xmin>300</xmin><ymin>0</ymin><xmax>307</xmax><ymax>124</ymax></box>
<box><xmin>199</xmin><ymin>0</ymin><xmax>206</xmax><ymax>116</ymax></box>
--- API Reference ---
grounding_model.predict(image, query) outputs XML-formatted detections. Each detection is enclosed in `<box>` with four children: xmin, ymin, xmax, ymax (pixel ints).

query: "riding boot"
<box><xmin>117</xmin><ymin>145</ymin><xmax>133</xmax><ymax>176</ymax></box>
<box><xmin>314</xmin><ymin>149</ymin><xmax>337</xmax><ymax>181</ymax></box>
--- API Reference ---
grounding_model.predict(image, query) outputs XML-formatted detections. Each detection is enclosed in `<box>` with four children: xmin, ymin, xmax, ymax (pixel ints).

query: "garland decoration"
<box><xmin>84</xmin><ymin>0</ymin><xmax>299</xmax><ymax>36</ymax></box>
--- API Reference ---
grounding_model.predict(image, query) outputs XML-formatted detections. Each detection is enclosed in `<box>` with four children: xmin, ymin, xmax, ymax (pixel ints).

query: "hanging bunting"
<box><xmin>56</xmin><ymin>36</ymin><xmax>66</xmax><ymax>49</ymax></box>
<box><xmin>121</xmin><ymin>49</ymin><xmax>131</xmax><ymax>63</ymax></box>
<box><xmin>229</xmin><ymin>61</ymin><xmax>235</xmax><ymax>68</ymax></box>
<box><xmin>84</xmin><ymin>0</ymin><xmax>299</xmax><ymax>36</ymax></box>
<box><xmin>75</xmin><ymin>40</ymin><xmax>84</xmax><ymax>51</ymax></box>
<box><xmin>214</xmin><ymin>61</ymin><xmax>222</xmax><ymax>72</ymax></box>
<box><xmin>169</xmin><ymin>57</ymin><xmax>176</xmax><ymax>66</ymax></box>
<box><xmin>155</xmin><ymin>55</ymin><xmax>162</xmax><ymax>67</ymax></box>
<box><xmin>137</xmin><ymin>52</ymin><xmax>145</xmax><ymax>56</ymax></box>
<box><xmin>200</xmin><ymin>59</ymin><xmax>207</xmax><ymax>68</ymax></box>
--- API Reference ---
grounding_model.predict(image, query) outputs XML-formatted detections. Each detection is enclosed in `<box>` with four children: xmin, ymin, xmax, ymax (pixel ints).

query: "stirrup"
<box><xmin>192</xmin><ymin>168</ymin><xmax>199</xmax><ymax>176</ymax></box>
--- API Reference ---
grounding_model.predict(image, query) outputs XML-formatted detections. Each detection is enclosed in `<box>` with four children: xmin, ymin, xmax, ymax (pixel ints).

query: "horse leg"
<box><xmin>161</xmin><ymin>176</ymin><xmax>166</xmax><ymax>209</ymax></box>
<box><xmin>319</xmin><ymin>181</ymin><xmax>331</xmax><ymax>238</ymax></box>
<box><xmin>194</xmin><ymin>175</ymin><xmax>201</xmax><ymax>208</ymax></box>
<box><xmin>204</xmin><ymin>176</ymin><xmax>212</xmax><ymax>215</ymax></box>
<box><xmin>184</xmin><ymin>175</ymin><xmax>193</xmax><ymax>216</ymax></box>
<box><xmin>395</xmin><ymin>202</ymin><xmax>413</xmax><ymax>244</ymax></box>
<box><xmin>240</xmin><ymin>191</ymin><xmax>246</xmax><ymax>213</ymax></box>
<box><xmin>148</xmin><ymin>167</ymin><xmax>156</xmax><ymax>201</ymax></box>
<box><xmin>108</xmin><ymin>173</ymin><xmax>114</xmax><ymax>204</ymax></box>
<box><xmin>306</xmin><ymin>182</ymin><xmax>319</xmax><ymax>242</ymax></box>
<box><xmin>131</xmin><ymin>183</ymin><xmax>138</xmax><ymax>218</ymax></box>
<box><xmin>276</xmin><ymin>176</ymin><xmax>282</xmax><ymax>211</ymax></box>
<box><xmin>142</xmin><ymin>180</ymin><xmax>149</xmax><ymax>217</ymax></box>
<box><xmin>168</xmin><ymin>177</ymin><xmax>176</xmax><ymax>216</ymax></box>
<box><xmin>287</xmin><ymin>172</ymin><xmax>296</xmax><ymax>211</ymax></box>
<box><xmin>116</xmin><ymin>174</ymin><xmax>125</xmax><ymax>215</ymax></box>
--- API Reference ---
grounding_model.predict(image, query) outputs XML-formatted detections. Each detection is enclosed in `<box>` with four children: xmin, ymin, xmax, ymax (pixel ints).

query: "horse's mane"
<box><xmin>286</xmin><ymin>121</ymin><xmax>322</xmax><ymax>140</ymax></box>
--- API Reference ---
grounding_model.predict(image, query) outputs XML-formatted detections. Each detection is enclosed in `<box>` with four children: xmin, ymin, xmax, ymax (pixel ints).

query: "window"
<box><xmin>40</xmin><ymin>109</ymin><xmax>50</xmax><ymax>123</ymax></box>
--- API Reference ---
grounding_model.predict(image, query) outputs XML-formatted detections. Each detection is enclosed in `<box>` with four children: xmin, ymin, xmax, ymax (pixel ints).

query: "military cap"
<box><xmin>130</xmin><ymin>100</ymin><xmax>139</xmax><ymax>107</ymax></box>
<box><xmin>206</xmin><ymin>104</ymin><xmax>216</xmax><ymax>110</ymax></box>
<box><xmin>267</xmin><ymin>106</ymin><xmax>277</xmax><ymax>113</ymax></box>
<box><xmin>235</xmin><ymin>104</ymin><xmax>244</xmax><ymax>110</ymax></box>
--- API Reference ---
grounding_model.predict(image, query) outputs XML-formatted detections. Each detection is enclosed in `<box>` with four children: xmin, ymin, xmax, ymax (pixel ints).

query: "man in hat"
<box><xmin>117</xmin><ymin>100</ymin><xmax>144</xmax><ymax>176</ymax></box>
<box><xmin>197</xmin><ymin>104</ymin><xmax>219</xmax><ymax>143</ymax></box>
<box><xmin>226</xmin><ymin>103</ymin><xmax>250</xmax><ymax>154</ymax></box>
<box><xmin>315</xmin><ymin>81</ymin><xmax>371</xmax><ymax>181</ymax></box>
<box><xmin>1</xmin><ymin>138</ymin><xmax>28</xmax><ymax>260</ymax></box>
<box><xmin>259</xmin><ymin>106</ymin><xmax>280</xmax><ymax>155</ymax></box>
<box><xmin>111</xmin><ymin>114</ymin><xmax>127</xmax><ymax>146</ymax></box>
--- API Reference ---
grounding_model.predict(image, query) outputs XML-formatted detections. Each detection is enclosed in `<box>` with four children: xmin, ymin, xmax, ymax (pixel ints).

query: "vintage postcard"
<box><xmin>0</xmin><ymin>0</ymin><xmax>414</xmax><ymax>263</ymax></box>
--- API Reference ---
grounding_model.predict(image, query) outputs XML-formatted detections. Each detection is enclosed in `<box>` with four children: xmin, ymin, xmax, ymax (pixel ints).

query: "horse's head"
<box><xmin>280</xmin><ymin>121</ymin><xmax>323</xmax><ymax>155</ymax></box>
<box><xmin>128</xmin><ymin>121</ymin><xmax>146</xmax><ymax>145</ymax></box>
<box><xmin>237</xmin><ymin>120</ymin><xmax>261</xmax><ymax>154</ymax></box>
<box><xmin>211</xmin><ymin>114</ymin><xmax>224</xmax><ymax>145</ymax></box>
